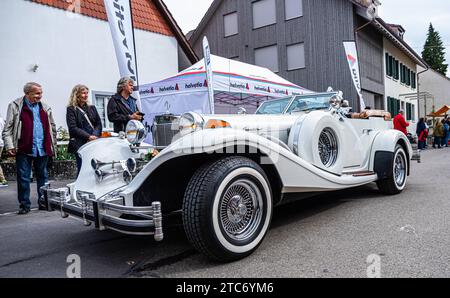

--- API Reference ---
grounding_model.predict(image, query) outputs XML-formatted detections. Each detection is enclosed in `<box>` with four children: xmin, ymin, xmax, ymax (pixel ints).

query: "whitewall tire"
<box><xmin>182</xmin><ymin>157</ymin><xmax>273</xmax><ymax>262</ymax></box>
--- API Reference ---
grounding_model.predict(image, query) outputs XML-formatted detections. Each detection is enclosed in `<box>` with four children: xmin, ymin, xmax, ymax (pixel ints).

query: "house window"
<box><xmin>285</xmin><ymin>0</ymin><xmax>303</xmax><ymax>20</ymax></box>
<box><xmin>394</xmin><ymin>60</ymin><xmax>399</xmax><ymax>80</ymax></box>
<box><xmin>92</xmin><ymin>91</ymin><xmax>114</xmax><ymax>130</ymax></box>
<box><xmin>400</xmin><ymin>64</ymin><xmax>405</xmax><ymax>83</ymax></box>
<box><xmin>411</xmin><ymin>72</ymin><xmax>416</xmax><ymax>89</ymax></box>
<box><xmin>224</xmin><ymin>12</ymin><xmax>238</xmax><ymax>37</ymax></box>
<box><xmin>406</xmin><ymin>103</ymin><xmax>412</xmax><ymax>120</ymax></box>
<box><xmin>387</xmin><ymin>96</ymin><xmax>400</xmax><ymax>116</ymax></box>
<box><xmin>287</xmin><ymin>43</ymin><xmax>305</xmax><ymax>70</ymax></box>
<box><xmin>255</xmin><ymin>45</ymin><xmax>279</xmax><ymax>72</ymax></box>
<box><xmin>252</xmin><ymin>0</ymin><xmax>276</xmax><ymax>29</ymax></box>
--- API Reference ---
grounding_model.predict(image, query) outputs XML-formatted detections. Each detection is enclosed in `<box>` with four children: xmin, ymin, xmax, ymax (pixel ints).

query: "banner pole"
<box><xmin>129</xmin><ymin>0</ymin><xmax>140</xmax><ymax>95</ymax></box>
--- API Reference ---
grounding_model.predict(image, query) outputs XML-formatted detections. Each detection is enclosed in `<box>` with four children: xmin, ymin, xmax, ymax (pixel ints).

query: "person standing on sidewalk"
<box><xmin>66</xmin><ymin>84</ymin><xmax>102</xmax><ymax>176</ymax></box>
<box><xmin>107</xmin><ymin>77</ymin><xmax>143</xmax><ymax>133</ymax></box>
<box><xmin>0</xmin><ymin>112</ymin><xmax>8</xmax><ymax>187</ymax></box>
<box><xmin>2</xmin><ymin>82</ymin><xmax>57</xmax><ymax>214</ymax></box>
<box><xmin>432</xmin><ymin>119</ymin><xmax>444</xmax><ymax>149</ymax></box>
<box><xmin>393</xmin><ymin>109</ymin><xmax>409</xmax><ymax>136</ymax></box>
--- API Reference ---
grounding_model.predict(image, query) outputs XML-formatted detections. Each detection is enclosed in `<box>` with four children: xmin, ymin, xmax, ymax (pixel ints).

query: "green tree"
<box><xmin>422</xmin><ymin>23</ymin><xmax>448</xmax><ymax>75</ymax></box>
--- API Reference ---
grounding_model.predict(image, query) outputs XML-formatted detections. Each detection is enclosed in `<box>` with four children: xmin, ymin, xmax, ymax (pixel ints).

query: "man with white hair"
<box><xmin>2</xmin><ymin>82</ymin><xmax>57</xmax><ymax>214</ymax></box>
<box><xmin>107</xmin><ymin>77</ymin><xmax>143</xmax><ymax>133</ymax></box>
<box><xmin>393</xmin><ymin>109</ymin><xmax>409</xmax><ymax>136</ymax></box>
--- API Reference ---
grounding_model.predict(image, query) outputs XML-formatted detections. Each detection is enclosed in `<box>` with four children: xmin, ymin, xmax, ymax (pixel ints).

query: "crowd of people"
<box><xmin>394</xmin><ymin>109</ymin><xmax>450</xmax><ymax>150</ymax></box>
<box><xmin>0</xmin><ymin>77</ymin><xmax>142</xmax><ymax>215</ymax></box>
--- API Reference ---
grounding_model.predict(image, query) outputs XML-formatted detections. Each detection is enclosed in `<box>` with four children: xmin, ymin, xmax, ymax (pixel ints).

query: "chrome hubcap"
<box><xmin>220</xmin><ymin>179</ymin><xmax>263</xmax><ymax>241</ymax></box>
<box><xmin>318</xmin><ymin>128</ymin><xmax>338</xmax><ymax>167</ymax></box>
<box><xmin>394</xmin><ymin>152</ymin><xmax>406</xmax><ymax>187</ymax></box>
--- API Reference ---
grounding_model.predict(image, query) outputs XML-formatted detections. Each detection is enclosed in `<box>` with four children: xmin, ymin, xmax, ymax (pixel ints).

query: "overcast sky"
<box><xmin>164</xmin><ymin>0</ymin><xmax>450</xmax><ymax>76</ymax></box>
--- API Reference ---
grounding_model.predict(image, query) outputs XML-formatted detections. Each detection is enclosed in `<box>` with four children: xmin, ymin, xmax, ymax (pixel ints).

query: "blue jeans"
<box><xmin>16</xmin><ymin>153</ymin><xmax>48</xmax><ymax>210</ymax></box>
<box><xmin>418</xmin><ymin>141</ymin><xmax>426</xmax><ymax>150</ymax></box>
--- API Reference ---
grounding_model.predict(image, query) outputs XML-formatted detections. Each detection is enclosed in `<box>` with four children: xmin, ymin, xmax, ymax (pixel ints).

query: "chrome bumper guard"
<box><xmin>40</xmin><ymin>185</ymin><xmax>163</xmax><ymax>241</ymax></box>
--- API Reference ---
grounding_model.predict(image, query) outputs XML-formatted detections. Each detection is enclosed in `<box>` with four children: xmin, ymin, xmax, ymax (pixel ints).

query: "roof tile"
<box><xmin>29</xmin><ymin>0</ymin><xmax>174</xmax><ymax>36</ymax></box>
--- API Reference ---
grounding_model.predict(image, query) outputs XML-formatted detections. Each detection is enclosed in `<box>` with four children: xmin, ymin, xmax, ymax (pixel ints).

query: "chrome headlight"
<box><xmin>179</xmin><ymin>112</ymin><xmax>204</xmax><ymax>136</ymax></box>
<box><xmin>126</xmin><ymin>120</ymin><xmax>147</xmax><ymax>144</ymax></box>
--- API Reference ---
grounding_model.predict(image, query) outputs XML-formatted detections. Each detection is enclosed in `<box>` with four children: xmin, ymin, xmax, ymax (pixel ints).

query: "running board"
<box><xmin>342</xmin><ymin>171</ymin><xmax>376</xmax><ymax>177</ymax></box>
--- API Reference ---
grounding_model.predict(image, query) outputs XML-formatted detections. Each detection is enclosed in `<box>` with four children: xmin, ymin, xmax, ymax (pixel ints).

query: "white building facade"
<box><xmin>417</xmin><ymin>66</ymin><xmax>450</xmax><ymax>118</ymax></box>
<box><xmin>383</xmin><ymin>37</ymin><xmax>419</xmax><ymax>132</ymax></box>
<box><xmin>0</xmin><ymin>0</ymin><xmax>196</xmax><ymax>130</ymax></box>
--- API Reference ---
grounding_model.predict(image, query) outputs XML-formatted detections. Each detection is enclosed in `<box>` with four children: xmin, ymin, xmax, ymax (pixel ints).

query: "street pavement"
<box><xmin>0</xmin><ymin>147</ymin><xmax>449</xmax><ymax>278</ymax></box>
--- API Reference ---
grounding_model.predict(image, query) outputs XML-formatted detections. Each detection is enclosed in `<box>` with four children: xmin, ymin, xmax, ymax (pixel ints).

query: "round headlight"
<box><xmin>126</xmin><ymin>120</ymin><xmax>147</xmax><ymax>144</ymax></box>
<box><xmin>179</xmin><ymin>112</ymin><xmax>204</xmax><ymax>136</ymax></box>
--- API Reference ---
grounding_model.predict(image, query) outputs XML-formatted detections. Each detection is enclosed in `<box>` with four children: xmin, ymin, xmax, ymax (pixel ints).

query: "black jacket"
<box><xmin>66</xmin><ymin>105</ymin><xmax>103</xmax><ymax>154</ymax></box>
<box><xmin>107</xmin><ymin>94</ymin><xmax>140</xmax><ymax>133</ymax></box>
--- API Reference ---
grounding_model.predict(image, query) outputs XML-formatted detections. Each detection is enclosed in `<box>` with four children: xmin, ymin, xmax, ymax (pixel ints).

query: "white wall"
<box><xmin>383</xmin><ymin>38</ymin><xmax>418</xmax><ymax>134</ymax></box>
<box><xmin>0</xmin><ymin>0</ymin><xmax>179</xmax><ymax>128</ymax></box>
<box><xmin>417</xmin><ymin>66</ymin><xmax>450</xmax><ymax>117</ymax></box>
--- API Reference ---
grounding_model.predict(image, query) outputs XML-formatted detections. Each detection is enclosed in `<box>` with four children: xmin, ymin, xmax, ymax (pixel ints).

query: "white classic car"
<box><xmin>42</xmin><ymin>91</ymin><xmax>415</xmax><ymax>262</ymax></box>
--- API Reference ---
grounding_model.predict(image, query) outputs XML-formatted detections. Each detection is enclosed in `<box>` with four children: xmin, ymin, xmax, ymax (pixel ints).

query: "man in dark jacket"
<box><xmin>2</xmin><ymin>82</ymin><xmax>57</xmax><ymax>214</ymax></box>
<box><xmin>107</xmin><ymin>77</ymin><xmax>143</xmax><ymax>133</ymax></box>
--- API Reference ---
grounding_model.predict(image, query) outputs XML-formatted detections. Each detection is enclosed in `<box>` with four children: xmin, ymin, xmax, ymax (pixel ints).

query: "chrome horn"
<box><xmin>91</xmin><ymin>159</ymin><xmax>116</xmax><ymax>171</ymax></box>
<box><xmin>92</xmin><ymin>158</ymin><xmax>138</xmax><ymax>184</ymax></box>
<box><xmin>94</xmin><ymin>169</ymin><xmax>133</xmax><ymax>184</ymax></box>
<box><xmin>91</xmin><ymin>158</ymin><xmax>137</xmax><ymax>172</ymax></box>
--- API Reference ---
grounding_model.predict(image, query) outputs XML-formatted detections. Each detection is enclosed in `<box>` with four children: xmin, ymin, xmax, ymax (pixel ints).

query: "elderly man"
<box><xmin>2</xmin><ymin>82</ymin><xmax>57</xmax><ymax>214</ymax></box>
<box><xmin>393</xmin><ymin>109</ymin><xmax>409</xmax><ymax>136</ymax></box>
<box><xmin>107</xmin><ymin>77</ymin><xmax>143</xmax><ymax>133</ymax></box>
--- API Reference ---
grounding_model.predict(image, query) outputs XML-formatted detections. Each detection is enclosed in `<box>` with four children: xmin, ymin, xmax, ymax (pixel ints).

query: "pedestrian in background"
<box><xmin>393</xmin><ymin>109</ymin><xmax>409</xmax><ymax>136</ymax></box>
<box><xmin>66</xmin><ymin>84</ymin><xmax>102</xmax><ymax>176</ymax></box>
<box><xmin>107</xmin><ymin>77</ymin><xmax>143</xmax><ymax>133</ymax></box>
<box><xmin>432</xmin><ymin>118</ymin><xmax>444</xmax><ymax>149</ymax></box>
<box><xmin>0</xmin><ymin>112</ymin><xmax>8</xmax><ymax>187</ymax></box>
<box><xmin>416</xmin><ymin>118</ymin><xmax>428</xmax><ymax>151</ymax></box>
<box><xmin>442</xmin><ymin>119</ymin><xmax>449</xmax><ymax>148</ymax></box>
<box><xmin>2</xmin><ymin>82</ymin><xmax>57</xmax><ymax>214</ymax></box>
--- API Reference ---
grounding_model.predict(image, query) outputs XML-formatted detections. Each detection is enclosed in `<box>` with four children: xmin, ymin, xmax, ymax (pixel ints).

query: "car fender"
<box><xmin>369</xmin><ymin>129</ymin><xmax>412</xmax><ymax>176</ymax></box>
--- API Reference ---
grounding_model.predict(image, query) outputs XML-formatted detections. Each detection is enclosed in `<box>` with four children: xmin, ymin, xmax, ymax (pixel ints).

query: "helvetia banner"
<box><xmin>104</xmin><ymin>0</ymin><xmax>141</xmax><ymax>106</ymax></box>
<box><xmin>343</xmin><ymin>41</ymin><xmax>366</xmax><ymax>111</ymax></box>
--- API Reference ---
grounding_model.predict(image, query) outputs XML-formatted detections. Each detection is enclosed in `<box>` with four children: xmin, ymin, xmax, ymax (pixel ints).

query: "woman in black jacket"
<box><xmin>66</xmin><ymin>85</ymin><xmax>103</xmax><ymax>176</ymax></box>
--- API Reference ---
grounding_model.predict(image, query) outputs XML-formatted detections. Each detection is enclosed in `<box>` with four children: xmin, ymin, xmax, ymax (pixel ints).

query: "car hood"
<box><xmin>202</xmin><ymin>114</ymin><xmax>300</xmax><ymax>131</ymax></box>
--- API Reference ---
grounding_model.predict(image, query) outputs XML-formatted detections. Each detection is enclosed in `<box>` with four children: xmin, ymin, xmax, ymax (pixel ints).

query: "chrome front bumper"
<box><xmin>41</xmin><ymin>185</ymin><xmax>163</xmax><ymax>241</ymax></box>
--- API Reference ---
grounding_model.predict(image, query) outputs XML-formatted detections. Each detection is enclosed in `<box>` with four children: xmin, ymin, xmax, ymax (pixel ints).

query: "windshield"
<box><xmin>256</xmin><ymin>97</ymin><xmax>292</xmax><ymax>115</ymax></box>
<box><xmin>285</xmin><ymin>93</ymin><xmax>337</xmax><ymax>114</ymax></box>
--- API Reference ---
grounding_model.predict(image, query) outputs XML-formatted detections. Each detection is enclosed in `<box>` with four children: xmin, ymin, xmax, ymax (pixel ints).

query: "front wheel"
<box><xmin>377</xmin><ymin>144</ymin><xmax>408</xmax><ymax>195</ymax></box>
<box><xmin>183</xmin><ymin>157</ymin><xmax>273</xmax><ymax>262</ymax></box>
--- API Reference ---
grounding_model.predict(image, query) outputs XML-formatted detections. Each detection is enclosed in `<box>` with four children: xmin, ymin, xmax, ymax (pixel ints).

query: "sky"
<box><xmin>163</xmin><ymin>0</ymin><xmax>450</xmax><ymax>76</ymax></box>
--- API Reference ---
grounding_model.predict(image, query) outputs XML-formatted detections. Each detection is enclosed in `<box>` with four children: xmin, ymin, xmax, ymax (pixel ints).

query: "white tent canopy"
<box><xmin>139</xmin><ymin>55</ymin><xmax>313</xmax><ymax>118</ymax></box>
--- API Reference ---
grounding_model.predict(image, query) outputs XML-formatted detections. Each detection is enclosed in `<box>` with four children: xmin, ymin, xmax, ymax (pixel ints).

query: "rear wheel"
<box><xmin>182</xmin><ymin>157</ymin><xmax>273</xmax><ymax>262</ymax></box>
<box><xmin>377</xmin><ymin>145</ymin><xmax>408</xmax><ymax>195</ymax></box>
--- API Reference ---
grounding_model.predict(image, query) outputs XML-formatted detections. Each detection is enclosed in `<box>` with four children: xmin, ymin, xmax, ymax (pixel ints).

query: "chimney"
<box><xmin>387</xmin><ymin>24</ymin><xmax>406</xmax><ymax>40</ymax></box>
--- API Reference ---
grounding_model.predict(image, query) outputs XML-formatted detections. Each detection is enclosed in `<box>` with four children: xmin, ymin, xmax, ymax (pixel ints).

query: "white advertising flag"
<box><xmin>104</xmin><ymin>0</ymin><xmax>141</xmax><ymax>107</ymax></box>
<box><xmin>203</xmin><ymin>37</ymin><xmax>215</xmax><ymax>114</ymax></box>
<box><xmin>343</xmin><ymin>41</ymin><xmax>366</xmax><ymax>111</ymax></box>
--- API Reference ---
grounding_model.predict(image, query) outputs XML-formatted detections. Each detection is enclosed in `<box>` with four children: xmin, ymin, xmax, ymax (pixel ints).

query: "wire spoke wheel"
<box><xmin>219</xmin><ymin>179</ymin><xmax>262</xmax><ymax>242</ymax></box>
<box><xmin>394</xmin><ymin>152</ymin><xmax>406</xmax><ymax>187</ymax></box>
<box><xmin>318</xmin><ymin>128</ymin><xmax>338</xmax><ymax>167</ymax></box>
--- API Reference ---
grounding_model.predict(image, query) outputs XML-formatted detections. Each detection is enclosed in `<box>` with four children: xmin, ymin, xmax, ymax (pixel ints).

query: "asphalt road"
<box><xmin>0</xmin><ymin>147</ymin><xmax>449</xmax><ymax>278</ymax></box>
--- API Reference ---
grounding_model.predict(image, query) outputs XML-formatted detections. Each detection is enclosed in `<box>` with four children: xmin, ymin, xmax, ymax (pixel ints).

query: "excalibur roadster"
<box><xmin>42</xmin><ymin>91</ymin><xmax>415</xmax><ymax>262</ymax></box>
